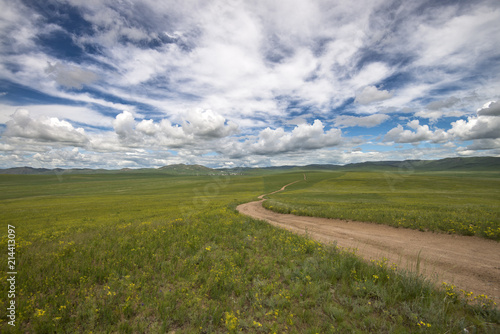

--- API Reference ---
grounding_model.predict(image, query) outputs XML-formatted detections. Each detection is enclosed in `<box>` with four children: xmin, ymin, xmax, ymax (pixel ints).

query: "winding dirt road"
<box><xmin>236</xmin><ymin>179</ymin><xmax>500</xmax><ymax>304</ymax></box>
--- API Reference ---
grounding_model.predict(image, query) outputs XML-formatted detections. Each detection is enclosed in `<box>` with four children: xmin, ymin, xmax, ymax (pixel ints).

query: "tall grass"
<box><xmin>0</xmin><ymin>172</ymin><xmax>498</xmax><ymax>333</ymax></box>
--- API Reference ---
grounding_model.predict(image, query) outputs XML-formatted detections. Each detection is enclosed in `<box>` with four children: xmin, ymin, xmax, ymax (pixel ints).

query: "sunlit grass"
<box><xmin>264</xmin><ymin>171</ymin><xmax>500</xmax><ymax>240</ymax></box>
<box><xmin>0</xmin><ymin>172</ymin><xmax>498</xmax><ymax>333</ymax></box>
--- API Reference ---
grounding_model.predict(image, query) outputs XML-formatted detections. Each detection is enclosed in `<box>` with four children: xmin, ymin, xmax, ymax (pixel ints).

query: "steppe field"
<box><xmin>1</xmin><ymin>170</ymin><xmax>499</xmax><ymax>333</ymax></box>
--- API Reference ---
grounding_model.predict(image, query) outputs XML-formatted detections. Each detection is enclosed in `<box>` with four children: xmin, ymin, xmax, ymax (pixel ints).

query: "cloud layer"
<box><xmin>5</xmin><ymin>109</ymin><xmax>88</xmax><ymax>145</ymax></box>
<box><xmin>0</xmin><ymin>0</ymin><xmax>499</xmax><ymax>168</ymax></box>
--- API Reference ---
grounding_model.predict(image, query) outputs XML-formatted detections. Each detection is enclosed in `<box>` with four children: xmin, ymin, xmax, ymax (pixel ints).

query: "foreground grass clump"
<box><xmin>263</xmin><ymin>171</ymin><xmax>500</xmax><ymax>240</ymax></box>
<box><xmin>0</xmin><ymin>173</ymin><xmax>498</xmax><ymax>333</ymax></box>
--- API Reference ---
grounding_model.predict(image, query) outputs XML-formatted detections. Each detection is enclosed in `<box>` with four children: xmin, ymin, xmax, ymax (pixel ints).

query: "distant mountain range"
<box><xmin>319</xmin><ymin>156</ymin><xmax>500</xmax><ymax>172</ymax></box>
<box><xmin>1</xmin><ymin>157</ymin><xmax>499</xmax><ymax>175</ymax></box>
<box><xmin>0</xmin><ymin>164</ymin><xmax>230</xmax><ymax>176</ymax></box>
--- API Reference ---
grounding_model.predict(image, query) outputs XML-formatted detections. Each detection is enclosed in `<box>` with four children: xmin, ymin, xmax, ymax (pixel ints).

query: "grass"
<box><xmin>263</xmin><ymin>170</ymin><xmax>500</xmax><ymax>240</ymax></box>
<box><xmin>0</xmin><ymin>171</ymin><xmax>498</xmax><ymax>333</ymax></box>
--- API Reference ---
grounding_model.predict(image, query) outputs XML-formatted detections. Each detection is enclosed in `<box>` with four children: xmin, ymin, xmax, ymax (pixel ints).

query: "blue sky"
<box><xmin>1</xmin><ymin>0</ymin><xmax>499</xmax><ymax>169</ymax></box>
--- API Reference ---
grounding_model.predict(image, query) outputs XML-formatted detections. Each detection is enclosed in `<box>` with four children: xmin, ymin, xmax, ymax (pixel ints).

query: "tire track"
<box><xmin>237</xmin><ymin>179</ymin><xmax>500</xmax><ymax>304</ymax></box>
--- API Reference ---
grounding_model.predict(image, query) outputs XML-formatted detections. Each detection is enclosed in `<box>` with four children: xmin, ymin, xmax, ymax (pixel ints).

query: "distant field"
<box><xmin>0</xmin><ymin>172</ymin><xmax>498</xmax><ymax>333</ymax></box>
<box><xmin>263</xmin><ymin>170</ymin><xmax>500</xmax><ymax>240</ymax></box>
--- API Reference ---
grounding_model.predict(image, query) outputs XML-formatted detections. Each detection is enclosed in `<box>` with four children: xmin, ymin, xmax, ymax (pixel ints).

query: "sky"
<box><xmin>1</xmin><ymin>0</ymin><xmax>500</xmax><ymax>169</ymax></box>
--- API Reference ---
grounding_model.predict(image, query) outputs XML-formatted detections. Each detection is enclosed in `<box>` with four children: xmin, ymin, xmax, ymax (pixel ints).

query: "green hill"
<box><xmin>1</xmin><ymin>156</ymin><xmax>499</xmax><ymax>175</ymax></box>
<box><xmin>315</xmin><ymin>156</ymin><xmax>500</xmax><ymax>172</ymax></box>
<box><xmin>157</xmin><ymin>163</ymin><xmax>221</xmax><ymax>175</ymax></box>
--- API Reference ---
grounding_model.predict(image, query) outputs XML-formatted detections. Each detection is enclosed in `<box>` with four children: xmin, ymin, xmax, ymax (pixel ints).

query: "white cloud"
<box><xmin>477</xmin><ymin>101</ymin><xmax>500</xmax><ymax>116</ymax></box>
<box><xmin>352</xmin><ymin>63</ymin><xmax>393</xmax><ymax>90</ymax></box>
<box><xmin>334</xmin><ymin>114</ymin><xmax>390</xmax><ymax>128</ymax></box>
<box><xmin>0</xmin><ymin>0</ymin><xmax>40</xmax><ymax>53</ymax></box>
<box><xmin>414</xmin><ymin>96</ymin><xmax>466</xmax><ymax>121</ymax></box>
<box><xmin>107</xmin><ymin>47</ymin><xmax>172</xmax><ymax>86</ymax></box>
<box><xmin>51</xmin><ymin>0</ymin><xmax>386</xmax><ymax>118</ymax></box>
<box><xmin>461</xmin><ymin>138</ymin><xmax>500</xmax><ymax>151</ymax></box>
<box><xmin>113</xmin><ymin>111</ymin><xmax>137</xmax><ymax>141</ymax></box>
<box><xmin>0</xmin><ymin>104</ymin><xmax>114</xmax><ymax>128</ymax></box>
<box><xmin>246</xmin><ymin>120</ymin><xmax>342</xmax><ymax>155</ymax></box>
<box><xmin>355</xmin><ymin>86</ymin><xmax>393</xmax><ymax>105</ymax></box>
<box><xmin>1</xmin><ymin>0</ymin><xmax>500</xmax><ymax>168</ymax></box>
<box><xmin>448</xmin><ymin>115</ymin><xmax>500</xmax><ymax>140</ymax></box>
<box><xmin>135</xmin><ymin>119</ymin><xmax>157</xmax><ymax>136</ymax></box>
<box><xmin>426</xmin><ymin>97</ymin><xmax>460</xmax><ymax>110</ymax></box>
<box><xmin>32</xmin><ymin>147</ymin><xmax>88</xmax><ymax>166</ymax></box>
<box><xmin>384</xmin><ymin>120</ymin><xmax>449</xmax><ymax>144</ymax></box>
<box><xmin>113</xmin><ymin>111</ymin><xmax>190</xmax><ymax>148</ymax></box>
<box><xmin>414</xmin><ymin>7</ymin><xmax>500</xmax><ymax>68</ymax></box>
<box><xmin>444</xmin><ymin>101</ymin><xmax>500</xmax><ymax>142</ymax></box>
<box><xmin>0</xmin><ymin>143</ymin><xmax>14</xmax><ymax>151</ymax></box>
<box><xmin>382</xmin><ymin>84</ymin><xmax>432</xmax><ymax>110</ymax></box>
<box><xmin>183</xmin><ymin>109</ymin><xmax>239</xmax><ymax>138</ymax></box>
<box><xmin>386</xmin><ymin>101</ymin><xmax>500</xmax><ymax>148</ymax></box>
<box><xmin>112</xmin><ymin>109</ymin><xmax>238</xmax><ymax>148</ymax></box>
<box><xmin>0</xmin><ymin>52</ymin><xmax>136</xmax><ymax>115</ymax></box>
<box><xmin>414</xmin><ymin>109</ymin><xmax>466</xmax><ymax>122</ymax></box>
<box><xmin>4</xmin><ymin>109</ymin><xmax>89</xmax><ymax>145</ymax></box>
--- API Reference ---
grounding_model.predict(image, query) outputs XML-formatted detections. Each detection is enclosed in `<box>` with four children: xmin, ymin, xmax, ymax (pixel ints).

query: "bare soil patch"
<box><xmin>237</xmin><ymin>181</ymin><xmax>500</xmax><ymax>304</ymax></box>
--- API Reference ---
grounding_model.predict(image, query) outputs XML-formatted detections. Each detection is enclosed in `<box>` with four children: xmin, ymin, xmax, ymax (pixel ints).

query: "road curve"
<box><xmin>236</xmin><ymin>180</ymin><xmax>500</xmax><ymax>304</ymax></box>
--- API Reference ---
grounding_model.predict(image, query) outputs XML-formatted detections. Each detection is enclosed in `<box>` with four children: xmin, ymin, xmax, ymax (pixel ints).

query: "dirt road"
<box><xmin>236</xmin><ymin>181</ymin><xmax>500</xmax><ymax>304</ymax></box>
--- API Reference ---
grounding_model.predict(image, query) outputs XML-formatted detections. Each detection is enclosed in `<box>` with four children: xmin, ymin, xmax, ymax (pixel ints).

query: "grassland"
<box><xmin>0</xmin><ymin>171</ymin><xmax>499</xmax><ymax>333</ymax></box>
<box><xmin>263</xmin><ymin>170</ymin><xmax>500</xmax><ymax>240</ymax></box>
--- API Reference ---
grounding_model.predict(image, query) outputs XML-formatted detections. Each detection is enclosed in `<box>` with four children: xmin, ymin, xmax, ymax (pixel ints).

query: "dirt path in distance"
<box><xmin>237</xmin><ymin>180</ymin><xmax>500</xmax><ymax>304</ymax></box>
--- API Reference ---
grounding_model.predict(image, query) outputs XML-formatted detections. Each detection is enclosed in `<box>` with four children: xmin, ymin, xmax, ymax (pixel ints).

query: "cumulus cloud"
<box><xmin>112</xmin><ymin>109</ymin><xmax>238</xmax><ymax>148</ymax></box>
<box><xmin>384</xmin><ymin>120</ymin><xmax>449</xmax><ymax>144</ymax></box>
<box><xmin>448</xmin><ymin>115</ymin><xmax>500</xmax><ymax>140</ymax></box>
<box><xmin>4</xmin><ymin>109</ymin><xmax>89</xmax><ymax>145</ymax></box>
<box><xmin>247</xmin><ymin>120</ymin><xmax>342</xmax><ymax>155</ymax></box>
<box><xmin>355</xmin><ymin>86</ymin><xmax>393</xmax><ymax>105</ymax></box>
<box><xmin>113</xmin><ymin>111</ymin><xmax>191</xmax><ymax>148</ymax></box>
<box><xmin>477</xmin><ymin>101</ymin><xmax>500</xmax><ymax>116</ymax></box>
<box><xmin>334</xmin><ymin>114</ymin><xmax>390</xmax><ymax>128</ymax></box>
<box><xmin>414</xmin><ymin>109</ymin><xmax>465</xmax><ymax>122</ymax></box>
<box><xmin>32</xmin><ymin>147</ymin><xmax>88</xmax><ymax>166</ymax></box>
<box><xmin>1</xmin><ymin>0</ymin><xmax>500</xmax><ymax>168</ymax></box>
<box><xmin>182</xmin><ymin>109</ymin><xmax>238</xmax><ymax>138</ymax></box>
<box><xmin>386</xmin><ymin>101</ymin><xmax>500</xmax><ymax>148</ymax></box>
<box><xmin>113</xmin><ymin>111</ymin><xmax>138</xmax><ymax>141</ymax></box>
<box><xmin>0</xmin><ymin>104</ymin><xmax>114</xmax><ymax>128</ymax></box>
<box><xmin>443</xmin><ymin>101</ymin><xmax>500</xmax><ymax>142</ymax></box>
<box><xmin>461</xmin><ymin>139</ymin><xmax>500</xmax><ymax>151</ymax></box>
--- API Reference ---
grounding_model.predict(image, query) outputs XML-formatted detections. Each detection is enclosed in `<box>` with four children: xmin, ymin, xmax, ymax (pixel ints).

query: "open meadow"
<box><xmin>263</xmin><ymin>170</ymin><xmax>500</xmax><ymax>240</ymax></box>
<box><xmin>1</xmin><ymin>171</ymin><xmax>499</xmax><ymax>333</ymax></box>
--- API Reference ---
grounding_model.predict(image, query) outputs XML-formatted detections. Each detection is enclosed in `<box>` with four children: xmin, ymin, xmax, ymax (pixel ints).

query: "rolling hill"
<box><xmin>1</xmin><ymin>156</ymin><xmax>499</xmax><ymax>175</ymax></box>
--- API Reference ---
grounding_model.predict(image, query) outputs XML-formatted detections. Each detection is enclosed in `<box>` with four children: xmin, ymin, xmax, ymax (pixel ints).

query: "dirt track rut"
<box><xmin>236</xmin><ymin>180</ymin><xmax>500</xmax><ymax>304</ymax></box>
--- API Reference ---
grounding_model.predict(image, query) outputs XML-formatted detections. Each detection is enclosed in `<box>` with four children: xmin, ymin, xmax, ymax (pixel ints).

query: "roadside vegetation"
<box><xmin>263</xmin><ymin>171</ymin><xmax>500</xmax><ymax>240</ymax></box>
<box><xmin>0</xmin><ymin>171</ymin><xmax>498</xmax><ymax>333</ymax></box>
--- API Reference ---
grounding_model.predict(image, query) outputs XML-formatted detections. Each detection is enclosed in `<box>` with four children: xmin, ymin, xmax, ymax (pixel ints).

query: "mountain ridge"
<box><xmin>1</xmin><ymin>156</ymin><xmax>499</xmax><ymax>175</ymax></box>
